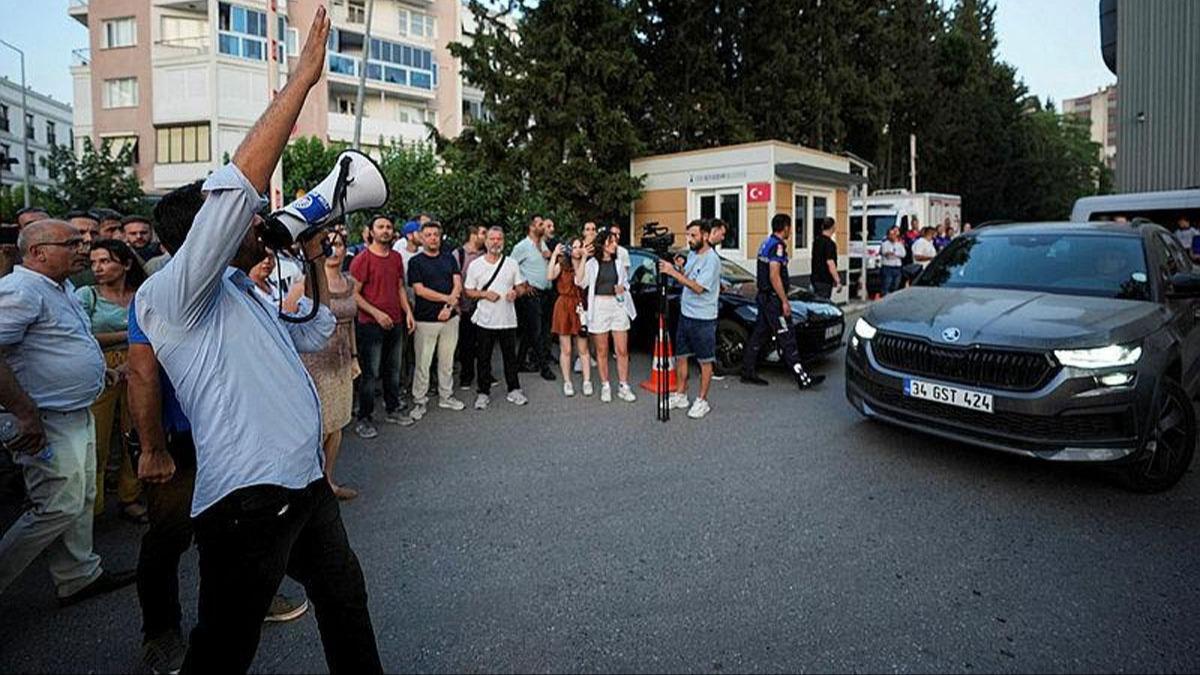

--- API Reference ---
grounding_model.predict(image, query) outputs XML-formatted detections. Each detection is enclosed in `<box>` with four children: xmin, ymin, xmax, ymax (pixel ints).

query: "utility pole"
<box><xmin>266</xmin><ymin>1</ymin><xmax>283</xmax><ymax>208</ymax></box>
<box><xmin>353</xmin><ymin>0</ymin><xmax>375</xmax><ymax>150</ymax></box>
<box><xmin>909</xmin><ymin>133</ymin><xmax>917</xmax><ymax>193</ymax></box>
<box><xmin>0</xmin><ymin>40</ymin><xmax>30</xmax><ymax>208</ymax></box>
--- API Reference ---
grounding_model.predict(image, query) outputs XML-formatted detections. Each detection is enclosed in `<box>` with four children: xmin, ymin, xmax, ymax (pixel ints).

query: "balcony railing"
<box><xmin>156</xmin><ymin>37</ymin><xmax>210</xmax><ymax>53</ymax></box>
<box><xmin>71</xmin><ymin>48</ymin><xmax>91</xmax><ymax>67</ymax></box>
<box><xmin>326</xmin><ymin>53</ymin><xmax>436</xmax><ymax>91</ymax></box>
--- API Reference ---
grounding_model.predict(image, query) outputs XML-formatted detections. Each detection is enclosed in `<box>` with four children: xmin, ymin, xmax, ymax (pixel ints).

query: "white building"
<box><xmin>0</xmin><ymin>77</ymin><xmax>74</xmax><ymax>192</ymax></box>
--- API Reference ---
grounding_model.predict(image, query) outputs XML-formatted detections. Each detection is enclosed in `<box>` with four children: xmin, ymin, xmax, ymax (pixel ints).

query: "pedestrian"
<box><xmin>452</xmin><ymin>224</ymin><xmax>487</xmax><ymax>391</ymax></box>
<box><xmin>912</xmin><ymin>226</ymin><xmax>938</xmax><ymax>268</ymax></box>
<box><xmin>543</xmin><ymin>218</ymin><xmax>558</xmax><ymax>258</ymax></box>
<box><xmin>961</xmin><ymin>222</ymin><xmax>973</xmax><ymax>235</ymax></box>
<box><xmin>810</xmin><ymin>217</ymin><xmax>840</xmax><ymax>300</ymax></box>
<box><xmin>464</xmin><ymin>226</ymin><xmax>529</xmax><ymax>409</ymax></box>
<box><xmin>1174</xmin><ymin>217</ymin><xmax>1196</xmax><ymax>260</ymax></box>
<box><xmin>65</xmin><ymin>210</ymin><xmax>101</xmax><ymax>287</ymax></box>
<box><xmin>609</xmin><ymin>223</ymin><xmax>632</xmax><ymax>278</ymax></box>
<box><xmin>879</xmin><ymin>226</ymin><xmax>905</xmax><ymax>296</ymax></box>
<box><xmin>658</xmin><ymin>219</ymin><xmax>721</xmax><ymax>418</ymax></box>
<box><xmin>350</xmin><ymin>214</ymin><xmax>416</xmax><ymax>438</ymax></box>
<box><xmin>407</xmin><ymin>220</ymin><xmax>467</xmax><ymax>418</ymax></box>
<box><xmin>134</xmin><ymin>11</ymin><xmax>383</xmax><ymax>671</ymax></box>
<box><xmin>709</xmin><ymin>218</ymin><xmax>728</xmax><ymax>251</ymax></box>
<box><xmin>548</xmin><ymin>237</ymin><xmax>592</xmax><ymax>397</ymax></box>
<box><xmin>15</xmin><ymin>206</ymin><xmax>50</xmax><ymax>229</ymax></box>
<box><xmin>123</xmin><ymin>216</ymin><xmax>163</xmax><ymax>263</ymax></box>
<box><xmin>93</xmin><ymin>209</ymin><xmax>125</xmax><ymax>242</ymax></box>
<box><xmin>0</xmin><ymin>220</ymin><xmax>136</xmax><ymax>605</ymax></box>
<box><xmin>512</xmin><ymin>216</ymin><xmax>556</xmax><ymax>380</ymax></box>
<box><xmin>740</xmin><ymin>214</ymin><xmax>825</xmax><ymax>390</ymax></box>
<box><xmin>299</xmin><ymin>228</ymin><xmax>361</xmax><ymax>500</ymax></box>
<box><xmin>582</xmin><ymin>221</ymin><xmax>598</xmax><ymax>248</ymax></box>
<box><xmin>393</xmin><ymin>219</ymin><xmax>424</xmax><ymax>268</ymax></box>
<box><xmin>78</xmin><ymin>238</ymin><xmax>147</xmax><ymax>523</ymax></box>
<box><xmin>934</xmin><ymin>221</ymin><xmax>952</xmax><ymax>250</ymax></box>
<box><xmin>392</xmin><ymin>219</ymin><xmax>422</xmax><ymax>396</ymax></box>
<box><xmin>904</xmin><ymin>215</ymin><xmax>921</xmax><ymax>245</ymax></box>
<box><xmin>576</xmin><ymin>231</ymin><xmax>637</xmax><ymax>403</ymax></box>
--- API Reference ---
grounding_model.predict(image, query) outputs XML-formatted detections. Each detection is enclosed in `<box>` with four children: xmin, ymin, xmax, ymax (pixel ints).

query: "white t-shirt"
<box><xmin>911</xmin><ymin>238</ymin><xmax>938</xmax><ymax>267</ymax></box>
<box><xmin>880</xmin><ymin>240</ymin><xmax>906</xmax><ymax>267</ymax></box>
<box><xmin>464</xmin><ymin>255</ymin><xmax>525</xmax><ymax>330</ymax></box>
<box><xmin>617</xmin><ymin>245</ymin><xmax>631</xmax><ymax>276</ymax></box>
<box><xmin>392</xmin><ymin>242</ymin><xmax>423</xmax><ymax>277</ymax></box>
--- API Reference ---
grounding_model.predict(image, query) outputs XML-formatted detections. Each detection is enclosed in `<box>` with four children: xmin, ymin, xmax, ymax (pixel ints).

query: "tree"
<box><xmin>281</xmin><ymin>136</ymin><xmax>346</xmax><ymax>199</ymax></box>
<box><xmin>1005</xmin><ymin>102</ymin><xmax>1111</xmax><ymax>221</ymax></box>
<box><xmin>43</xmin><ymin>138</ymin><xmax>146</xmax><ymax>215</ymax></box>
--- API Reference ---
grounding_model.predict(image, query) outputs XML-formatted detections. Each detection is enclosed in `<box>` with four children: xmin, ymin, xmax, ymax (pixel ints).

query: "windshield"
<box><xmin>915</xmin><ymin>232</ymin><xmax>1151</xmax><ymax>301</ymax></box>
<box><xmin>720</xmin><ymin>257</ymin><xmax>754</xmax><ymax>283</ymax></box>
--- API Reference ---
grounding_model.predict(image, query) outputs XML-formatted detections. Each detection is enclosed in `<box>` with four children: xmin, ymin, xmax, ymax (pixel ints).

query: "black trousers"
<box><xmin>742</xmin><ymin>291</ymin><xmax>803</xmax><ymax>376</ymax></box>
<box><xmin>457</xmin><ymin>308</ymin><xmax>478</xmax><ymax>386</ymax></box>
<box><xmin>477</xmin><ymin>327</ymin><xmax>521</xmax><ymax>394</ymax></box>
<box><xmin>516</xmin><ymin>291</ymin><xmax>553</xmax><ymax>370</ymax></box>
<box><xmin>811</xmin><ymin>281</ymin><xmax>833</xmax><ymax>300</ymax></box>
<box><xmin>136</xmin><ymin>431</ymin><xmax>196</xmax><ymax>642</ymax></box>
<box><xmin>356</xmin><ymin>321</ymin><xmax>404</xmax><ymax>420</ymax></box>
<box><xmin>181</xmin><ymin>479</ymin><xmax>382</xmax><ymax>675</ymax></box>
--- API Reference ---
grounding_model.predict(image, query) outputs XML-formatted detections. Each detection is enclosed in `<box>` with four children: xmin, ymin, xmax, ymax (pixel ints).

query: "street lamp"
<box><xmin>0</xmin><ymin>40</ymin><xmax>30</xmax><ymax>209</ymax></box>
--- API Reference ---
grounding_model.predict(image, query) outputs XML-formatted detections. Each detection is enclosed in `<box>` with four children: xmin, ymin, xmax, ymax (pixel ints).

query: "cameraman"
<box><xmin>133</xmin><ymin>9</ymin><xmax>382</xmax><ymax>673</ymax></box>
<box><xmin>658</xmin><ymin>219</ymin><xmax>722</xmax><ymax>419</ymax></box>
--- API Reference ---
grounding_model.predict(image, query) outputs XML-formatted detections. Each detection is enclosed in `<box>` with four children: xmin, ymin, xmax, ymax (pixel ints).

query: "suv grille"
<box><xmin>872</xmin><ymin>333</ymin><xmax>1056</xmax><ymax>391</ymax></box>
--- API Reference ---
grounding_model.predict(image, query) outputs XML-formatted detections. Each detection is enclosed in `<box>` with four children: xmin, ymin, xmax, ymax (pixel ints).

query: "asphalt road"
<box><xmin>2</xmin><ymin>349</ymin><xmax>1199</xmax><ymax>673</ymax></box>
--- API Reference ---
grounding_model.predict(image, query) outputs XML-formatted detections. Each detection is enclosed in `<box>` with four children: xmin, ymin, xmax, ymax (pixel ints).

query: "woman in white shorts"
<box><xmin>576</xmin><ymin>231</ymin><xmax>638</xmax><ymax>403</ymax></box>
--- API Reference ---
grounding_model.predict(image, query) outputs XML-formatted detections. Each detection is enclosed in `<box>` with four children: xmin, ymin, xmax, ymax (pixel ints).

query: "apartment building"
<box><xmin>0</xmin><ymin>77</ymin><xmax>74</xmax><ymax>192</ymax></box>
<box><xmin>70</xmin><ymin>0</ymin><xmax>476</xmax><ymax>194</ymax></box>
<box><xmin>1062</xmin><ymin>84</ymin><xmax>1117</xmax><ymax>173</ymax></box>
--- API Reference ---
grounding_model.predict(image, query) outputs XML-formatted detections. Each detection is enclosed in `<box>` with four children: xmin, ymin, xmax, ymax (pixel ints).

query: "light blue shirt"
<box><xmin>136</xmin><ymin>163</ymin><xmax>335</xmax><ymax>517</ymax></box>
<box><xmin>680</xmin><ymin>249</ymin><xmax>721</xmax><ymax>320</ymax></box>
<box><xmin>511</xmin><ymin>236</ymin><xmax>550</xmax><ymax>290</ymax></box>
<box><xmin>0</xmin><ymin>266</ymin><xmax>105</xmax><ymax>411</ymax></box>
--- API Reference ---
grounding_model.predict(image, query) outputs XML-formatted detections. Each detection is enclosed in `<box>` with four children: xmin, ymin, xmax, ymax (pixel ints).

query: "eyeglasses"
<box><xmin>37</xmin><ymin>238</ymin><xmax>87</xmax><ymax>250</ymax></box>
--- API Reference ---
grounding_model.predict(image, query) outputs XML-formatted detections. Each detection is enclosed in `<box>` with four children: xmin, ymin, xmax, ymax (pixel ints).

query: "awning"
<box><xmin>775</xmin><ymin>162</ymin><xmax>867</xmax><ymax>187</ymax></box>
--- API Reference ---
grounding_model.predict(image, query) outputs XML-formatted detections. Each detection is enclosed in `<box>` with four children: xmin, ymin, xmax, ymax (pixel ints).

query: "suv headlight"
<box><xmin>854</xmin><ymin>317</ymin><xmax>878</xmax><ymax>340</ymax></box>
<box><xmin>1054</xmin><ymin>343</ymin><xmax>1142</xmax><ymax>369</ymax></box>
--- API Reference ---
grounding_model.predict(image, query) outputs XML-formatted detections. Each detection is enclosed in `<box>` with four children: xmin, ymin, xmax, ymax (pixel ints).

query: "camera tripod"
<box><xmin>654</xmin><ymin>269</ymin><xmax>672</xmax><ymax>422</ymax></box>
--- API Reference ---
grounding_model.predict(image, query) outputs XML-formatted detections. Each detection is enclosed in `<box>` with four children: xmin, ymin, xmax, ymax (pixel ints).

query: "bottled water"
<box><xmin>0</xmin><ymin>415</ymin><xmax>53</xmax><ymax>462</ymax></box>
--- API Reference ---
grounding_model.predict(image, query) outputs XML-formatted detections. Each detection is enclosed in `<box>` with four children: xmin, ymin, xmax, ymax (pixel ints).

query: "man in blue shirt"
<box><xmin>659</xmin><ymin>219</ymin><xmax>722</xmax><ymax>418</ymax></box>
<box><xmin>740</xmin><ymin>214</ymin><xmax>825</xmax><ymax>390</ymax></box>
<box><xmin>511</xmin><ymin>215</ymin><xmax>556</xmax><ymax>380</ymax></box>
<box><xmin>133</xmin><ymin>11</ymin><xmax>381</xmax><ymax>673</ymax></box>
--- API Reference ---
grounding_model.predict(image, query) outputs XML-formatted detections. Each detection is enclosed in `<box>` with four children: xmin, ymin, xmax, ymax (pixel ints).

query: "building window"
<box><xmin>25</xmin><ymin>149</ymin><xmax>36</xmax><ymax>177</ymax></box>
<box><xmin>794</xmin><ymin>194</ymin><xmax>808</xmax><ymax>250</ymax></box>
<box><xmin>103</xmin><ymin>17</ymin><xmax>138</xmax><ymax>49</ymax></box>
<box><xmin>218</xmin><ymin>2</ymin><xmax>268</xmax><ymax>61</ymax></box>
<box><xmin>161</xmin><ymin>16</ymin><xmax>208</xmax><ymax>49</ymax></box>
<box><xmin>347</xmin><ymin>0</ymin><xmax>365</xmax><ymax>23</ymax></box>
<box><xmin>103</xmin><ymin>135</ymin><xmax>140</xmax><ymax>165</ymax></box>
<box><xmin>24</xmin><ymin>113</ymin><xmax>34</xmax><ymax>141</ymax></box>
<box><xmin>0</xmin><ymin>144</ymin><xmax>9</xmax><ymax>172</ymax></box>
<box><xmin>0</xmin><ymin>104</ymin><xmax>8</xmax><ymax>133</ymax></box>
<box><xmin>156</xmin><ymin>123</ymin><xmax>211</xmax><ymax>164</ymax></box>
<box><xmin>46</xmin><ymin>122</ymin><xmax>56</xmax><ymax>147</ymax></box>
<box><xmin>402</xmin><ymin>11</ymin><xmax>436</xmax><ymax>39</ymax></box>
<box><xmin>333</xmin><ymin>98</ymin><xmax>357</xmax><ymax>115</ymax></box>
<box><xmin>697</xmin><ymin>191</ymin><xmax>741</xmax><ymax>252</ymax></box>
<box><xmin>365</xmin><ymin>37</ymin><xmax>436</xmax><ymax>90</ymax></box>
<box><xmin>103</xmin><ymin>78</ymin><xmax>139</xmax><ymax>108</ymax></box>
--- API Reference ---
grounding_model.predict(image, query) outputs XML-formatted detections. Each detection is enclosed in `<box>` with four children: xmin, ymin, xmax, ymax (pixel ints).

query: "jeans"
<box><xmin>476</xmin><ymin>327</ymin><xmax>521</xmax><ymax>394</ymax></box>
<box><xmin>181</xmin><ymin>479</ymin><xmax>381</xmax><ymax>675</ymax></box>
<box><xmin>457</xmin><ymin>309</ymin><xmax>478</xmax><ymax>386</ymax></box>
<box><xmin>742</xmin><ymin>292</ymin><xmax>803</xmax><ymax>377</ymax></box>
<box><xmin>413</xmin><ymin>317</ymin><xmax>460</xmax><ymax>404</ymax></box>
<box><xmin>0</xmin><ymin>409</ymin><xmax>103</xmax><ymax>598</ymax></box>
<box><xmin>136</xmin><ymin>431</ymin><xmax>196</xmax><ymax>641</ymax></box>
<box><xmin>355</xmin><ymin>321</ymin><xmax>404</xmax><ymax>420</ymax></box>
<box><xmin>880</xmin><ymin>265</ymin><xmax>902</xmax><ymax>296</ymax></box>
<box><xmin>516</xmin><ymin>291</ymin><xmax>553</xmax><ymax>370</ymax></box>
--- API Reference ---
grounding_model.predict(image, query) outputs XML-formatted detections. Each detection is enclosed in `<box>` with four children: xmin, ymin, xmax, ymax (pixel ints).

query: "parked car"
<box><xmin>624</xmin><ymin>247</ymin><xmax>844</xmax><ymax>374</ymax></box>
<box><xmin>845</xmin><ymin>221</ymin><xmax>1200</xmax><ymax>491</ymax></box>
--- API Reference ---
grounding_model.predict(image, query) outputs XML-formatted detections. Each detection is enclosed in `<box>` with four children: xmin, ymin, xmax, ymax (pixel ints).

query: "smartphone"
<box><xmin>0</xmin><ymin>226</ymin><xmax>17</xmax><ymax>246</ymax></box>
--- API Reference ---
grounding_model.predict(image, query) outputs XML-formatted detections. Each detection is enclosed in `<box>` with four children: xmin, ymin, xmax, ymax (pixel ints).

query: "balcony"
<box><xmin>327</xmin><ymin>112</ymin><xmax>431</xmax><ymax>146</ymax></box>
<box><xmin>326</xmin><ymin>53</ymin><xmax>436</xmax><ymax>99</ymax></box>
<box><xmin>71</xmin><ymin>48</ymin><xmax>91</xmax><ymax>67</ymax></box>
<box><xmin>155</xmin><ymin>37</ymin><xmax>211</xmax><ymax>62</ymax></box>
<box><xmin>68</xmin><ymin>0</ymin><xmax>88</xmax><ymax>26</ymax></box>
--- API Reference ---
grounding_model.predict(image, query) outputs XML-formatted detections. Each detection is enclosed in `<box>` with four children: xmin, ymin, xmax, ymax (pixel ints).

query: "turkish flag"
<box><xmin>747</xmin><ymin>182</ymin><xmax>772</xmax><ymax>203</ymax></box>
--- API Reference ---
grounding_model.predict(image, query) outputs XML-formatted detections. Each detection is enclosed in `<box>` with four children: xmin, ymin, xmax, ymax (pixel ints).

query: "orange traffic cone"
<box><xmin>641</xmin><ymin>317</ymin><xmax>678</xmax><ymax>394</ymax></box>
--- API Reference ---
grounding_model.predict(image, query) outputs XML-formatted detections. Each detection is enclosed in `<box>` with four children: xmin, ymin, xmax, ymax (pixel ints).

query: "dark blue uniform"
<box><xmin>741</xmin><ymin>234</ymin><xmax>809</xmax><ymax>384</ymax></box>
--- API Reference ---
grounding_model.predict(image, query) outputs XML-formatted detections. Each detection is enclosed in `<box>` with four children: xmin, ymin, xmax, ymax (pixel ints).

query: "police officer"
<box><xmin>740</xmin><ymin>214</ymin><xmax>825</xmax><ymax>390</ymax></box>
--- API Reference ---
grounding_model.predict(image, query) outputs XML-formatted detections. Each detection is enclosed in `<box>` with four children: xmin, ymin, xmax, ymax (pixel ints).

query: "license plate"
<box><xmin>904</xmin><ymin>378</ymin><xmax>994</xmax><ymax>414</ymax></box>
<box><xmin>824</xmin><ymin>325</ymin><xmax>841</xmax><ymax>339</ymax></box>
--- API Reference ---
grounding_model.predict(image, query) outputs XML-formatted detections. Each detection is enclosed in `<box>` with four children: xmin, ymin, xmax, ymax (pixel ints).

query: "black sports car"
<box><xmin>625</xmin><ymin>247</ymin><xmax>845</xmax><ymax>373</ymax></box>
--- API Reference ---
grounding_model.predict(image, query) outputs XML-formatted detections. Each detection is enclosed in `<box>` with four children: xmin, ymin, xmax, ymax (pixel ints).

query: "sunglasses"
<box><xmin>37</xmin><ymin>238</ymin><xmax>88</xmax><ymax>250</ymax></box>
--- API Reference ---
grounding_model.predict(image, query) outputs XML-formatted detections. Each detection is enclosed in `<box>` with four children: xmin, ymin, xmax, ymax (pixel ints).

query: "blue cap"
<box><xmin>402</xmin><ymin>220</ymin><xmax>420</xmax><ymax>236</ymax></box>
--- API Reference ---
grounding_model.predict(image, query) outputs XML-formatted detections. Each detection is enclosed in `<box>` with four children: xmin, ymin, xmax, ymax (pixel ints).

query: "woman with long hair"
<box><xmin>298</xmin><ymin>229</ymin><xmax>361</xmax><ymax>500</ymax></box>
<box><xmin>78</xmin><ymin>238</ymin><xmax>147</xmax><ymax>523</ymax></box>
<box><xmin>575</xmin><ymin>231</ymin><xmax>637</xmax><ymax>403</ymax></box>
<box><xmin>547</xmin><ymin>237</ymin><xmax>592</xmax><ymax>396</ymax></box>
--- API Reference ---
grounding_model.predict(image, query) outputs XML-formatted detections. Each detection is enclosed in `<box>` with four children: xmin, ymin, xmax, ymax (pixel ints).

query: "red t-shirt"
<box><xmin>349</xmin><ymin>247</ymin><xmax>405</xmax><ymax>325</ymax></box>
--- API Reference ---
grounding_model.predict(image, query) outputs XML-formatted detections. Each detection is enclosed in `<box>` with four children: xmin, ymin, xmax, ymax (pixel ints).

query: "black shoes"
<box><xmin>740</xmin><ymin>373</ymin><xmax>769</xmax><ymax>386</ymax></box>
<box><xmin>540</xmin><ymin>368</ymin><xmax>557</xmax><ymax>381</ymax></box>
<box><xmin>59</xmin><ymin>569</ymin><xmax>137</xmax><ymax>607</ymax></box>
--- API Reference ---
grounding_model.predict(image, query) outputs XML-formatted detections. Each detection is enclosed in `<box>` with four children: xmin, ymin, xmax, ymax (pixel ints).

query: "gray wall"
<box><xmin>1115</xmin><ymin>0</ymin><xmax>1200</xmax><ymax>193</ymax></box>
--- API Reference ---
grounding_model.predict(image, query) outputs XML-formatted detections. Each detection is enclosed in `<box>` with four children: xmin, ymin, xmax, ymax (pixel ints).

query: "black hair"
<box><xmin>65</xmin><ymin>209</ymin><xmax>97</xmax><ymax>221</ymax></box>
<box><xmin>821</xmin><ymin>217</ymin><xmax>836</xmax><ymax>232</ymax></box>
<box><xmin>121</xmin><ymin>214</ymin><xmax>152</xmax><ymax>227</ymax></box>
<box><xmin>711</xmin><ymin>218</ymin><xmax>727</xmax><ymax>230</ymax></box>
<box><xmin>91</xmin><ymin>208</ymin><xmax>123</xmax><ymax>223</ymax></box>
<box><xmin>91</xmin><ymin>238</ymin><xmax>148</xmax><ymax>290</ymax></box>
<box><xmin>595</xmin><ymin>231</ymin><xmax>619</xmax><ymax>263</ymax></box>
<box><xmin>369</xmin><ymin>213</ymin><xmax>394</xmax><ymax>226</ymax></box>
<box><xmin>16</xmin><ymin>206</ymin><xmax>49</xmax><ymax>218</ymax></box>
<box><xmin>153</xmin><ymin>181</ymin><xmax>205</xmax><ymax>255</ymax></box>
<box><xmin>771</xmin><ymin>213</ymin><xmax>791</xmax><ymax>233</ymax></box>
<box><xmin>422</xmin><ymin>220</ymin><xmax>442</xmax><ymax>231</ymax></box>
<box><xmin>687</xmin><ymin>219</ymin><xmax>712</xmax><ymax>235</ymax></box>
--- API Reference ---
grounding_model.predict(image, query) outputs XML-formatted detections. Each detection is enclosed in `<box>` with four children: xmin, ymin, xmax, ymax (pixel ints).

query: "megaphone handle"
<box><xmin>275</xmin><ymin>251</ymin><xmax>322</xmax><ymax>324</ymax></box>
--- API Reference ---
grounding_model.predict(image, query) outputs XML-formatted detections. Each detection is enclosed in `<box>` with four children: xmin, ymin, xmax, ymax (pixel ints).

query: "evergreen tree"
<box><xmin>43</xmin><ymin>138</ymin><xmax>146</xmax><ymax>215</ymax></box>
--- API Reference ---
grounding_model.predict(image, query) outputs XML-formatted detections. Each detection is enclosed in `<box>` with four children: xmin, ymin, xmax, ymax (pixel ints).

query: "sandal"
<box><xmin>118</xmin><ymin>501</ymin><xmax>149</xmax><ymax>525</ymax></box>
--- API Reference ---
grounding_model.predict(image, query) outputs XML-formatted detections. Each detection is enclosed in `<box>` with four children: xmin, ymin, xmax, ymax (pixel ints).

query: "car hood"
<box><xmin>724</xmin><ymin>281</ymin><xmax>843</xmax><ymax>319</ymax></box>
<box><xmin>865</xmin><ymin>287</ymin><xmax>1166</xmax><ymax>349</ymax></box>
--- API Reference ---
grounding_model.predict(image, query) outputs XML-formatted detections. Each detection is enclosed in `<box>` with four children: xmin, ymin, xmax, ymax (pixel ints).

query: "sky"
<box><xmin>0</xmin><ymin>0</ymin><xmax>1115</xmax><ymax>111</ymax></box>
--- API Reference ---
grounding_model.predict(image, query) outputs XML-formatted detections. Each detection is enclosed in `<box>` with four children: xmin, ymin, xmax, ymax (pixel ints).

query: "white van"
<box><xmin>848</xmin><ymin>190</ymin><xmax>960</xmax><ymax>296</ymax></box>
<box><xmin>1071</xmin><ymin>189</ymin><xmax>1200</xmax><ymax>230</ymax></box>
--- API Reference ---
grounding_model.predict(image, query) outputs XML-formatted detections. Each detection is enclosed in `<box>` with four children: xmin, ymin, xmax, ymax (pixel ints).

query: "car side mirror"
<box><xmin>1168</xmin><ymin>272</ymin><xmax>1200</xmax><ymax>298</ymax></box>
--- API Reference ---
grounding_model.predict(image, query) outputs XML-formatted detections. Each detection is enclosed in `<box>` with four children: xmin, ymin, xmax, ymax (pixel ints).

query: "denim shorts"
<box><xmin>675</xmin><ymin>316</ymin><xmax>717</xmax><ymax>363</ymax></box>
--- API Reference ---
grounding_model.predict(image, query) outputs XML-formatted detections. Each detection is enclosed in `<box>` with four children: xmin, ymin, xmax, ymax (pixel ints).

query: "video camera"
<box><xmin>640</xmin><ymin>221</ymin><xmax>675</xmax><ymax>258</ymax></box>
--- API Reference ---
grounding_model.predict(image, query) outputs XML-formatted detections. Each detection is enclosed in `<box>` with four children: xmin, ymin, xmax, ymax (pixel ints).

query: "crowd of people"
<box><xmin>875</xmin><ymin>215</ymin><xmax>972</xmax><ymax>296</ymax></box>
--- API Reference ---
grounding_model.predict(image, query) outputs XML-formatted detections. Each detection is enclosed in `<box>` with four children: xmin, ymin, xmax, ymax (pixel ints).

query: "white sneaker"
<box><xmin>409</xmin><ymin>404</ymin><xmax>427</xmax><ymax>421</ymax></box>
<box><xmin>687</xmin><ymin>398</ymin><xmax>712</xmax><ymax>419</ymax></box>
<box><xmin>506</xmin><ymin>389</ymin><xmax>529</xmax><ymax>406</ymax></box>
<box><xmin>439</xmin><ymin>396</ymin><xmax>466</xmax><ymax>411</ymax></box>
<box><xmin>600</xmin><ymin>382</ymin><xmax>612</xmax><ymax>402</ymax></box>
<box><xmin>582</xmin><ymin>380</ymin><xmax>594</xmax><ymax>396</ymax></box>
<box><xmin>563</xmin><ymin>382</ymin><xmax>575</xmax><ymax>397</ymax></box>
<box><xmin>617</xmin><ymin>383</ymin><xmax>637</xmax><ymax>403</ymax></box>
<box><xmin>474</xmin><ymin>393</ymin><xmax>490</xmax><ymax>410</ymax></box>
<box><xmin>668</xmin><ymin>392</ymin><xmax>690</xmax><ymax>410</ymax></box>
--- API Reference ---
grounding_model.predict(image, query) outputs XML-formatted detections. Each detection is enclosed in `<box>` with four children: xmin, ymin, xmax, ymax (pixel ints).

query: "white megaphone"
<box><xmin>260</xmin><ymin>149</ymin><xmax>389</xmax><ymax>251</ymax></box>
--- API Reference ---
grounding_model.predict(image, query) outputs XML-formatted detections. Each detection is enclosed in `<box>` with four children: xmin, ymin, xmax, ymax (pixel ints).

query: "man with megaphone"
<box><xmin>133</xmin><ymin>7</ymin><xmax>383</xmax><ymax>673</ymax></box>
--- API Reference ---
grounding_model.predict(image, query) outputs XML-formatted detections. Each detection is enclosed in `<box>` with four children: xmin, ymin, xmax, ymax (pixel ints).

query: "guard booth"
<box><xmin>629</xmin><ymin>141</ymin><xmax>867</xmax><ymax>303</ymax></box>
